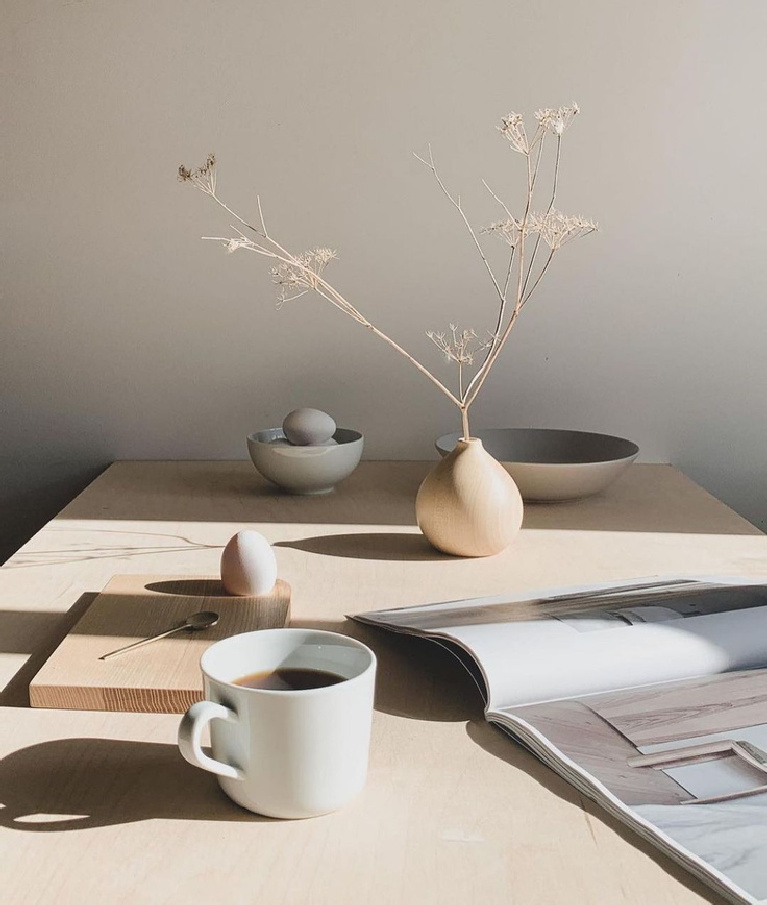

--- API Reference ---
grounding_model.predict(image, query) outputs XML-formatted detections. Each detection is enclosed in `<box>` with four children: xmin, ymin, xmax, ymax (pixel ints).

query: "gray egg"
<box><xmin>282</xmin><ymin>408</ymin><xmax>336</xmax><ymax>446</ymax></box>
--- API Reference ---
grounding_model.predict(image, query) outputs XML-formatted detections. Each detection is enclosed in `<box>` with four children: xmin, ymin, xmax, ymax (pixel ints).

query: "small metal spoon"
<box><xmin>99</xmin><ymin>611</ymin><xmax>220</xmax><ymax>661</ymax></box>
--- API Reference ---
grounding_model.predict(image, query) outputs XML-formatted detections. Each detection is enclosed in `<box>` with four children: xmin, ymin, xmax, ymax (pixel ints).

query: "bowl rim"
<box><xmin>435</xmin><ymin>428</ymin><xmax>639</xmax><ymax>468</ymax></box>
<box><xmin>248</xmin><ymin>427</ymin><xmax>364</xmax><ymax>447</ymax></box>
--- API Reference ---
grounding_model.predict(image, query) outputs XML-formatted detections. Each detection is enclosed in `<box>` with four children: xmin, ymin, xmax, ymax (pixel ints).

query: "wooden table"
<box><xmin>2</xmin><ymin>461</ymin><xmax>767</xmax><ymax>905</ymax></box>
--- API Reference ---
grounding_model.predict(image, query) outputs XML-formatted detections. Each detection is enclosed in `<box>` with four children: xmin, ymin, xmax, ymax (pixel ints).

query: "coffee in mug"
<box><xmin>178</xmin><ymin>628</ymin><xmax>376</xmax><ymax>819</ymax></box>
<box><xmin>233</xmin><ymin>667</ymin><xmax>344</xmax><ymax>691</ymax></box>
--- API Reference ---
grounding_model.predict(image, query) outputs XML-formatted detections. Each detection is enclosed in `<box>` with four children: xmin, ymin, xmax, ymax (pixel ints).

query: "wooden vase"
<box><xmin>416</xmin><ymin>437</ymin><xmax>524</xmax><ymax>557</ymax></box>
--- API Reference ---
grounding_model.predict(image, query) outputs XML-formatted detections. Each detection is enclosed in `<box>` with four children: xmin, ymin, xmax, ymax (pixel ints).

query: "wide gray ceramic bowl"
<box><xmin>436</xmin><ymin>428</ymin><xmax>639</xmax><ymax>502</ymax></box>
<box><xmin>247</xmin><ymin>428</ymin><xmax>364</xmax><ymax>495</ymax></box>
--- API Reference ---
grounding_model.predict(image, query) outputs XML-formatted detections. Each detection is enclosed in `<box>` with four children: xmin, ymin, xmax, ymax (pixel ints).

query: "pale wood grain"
<box><xmin>1</xmin><ymin>461</ymin><xmax>766</xmax><ymax>904</ymax></box>
<box><xmin>415</xmin><ymin>439</ymin><xmax>524</xmax><ymax>556</ymax></box>
<box><xmin>28</xmin><ymin>575</ymin><xmax>290</xmax><ymax>713</ymax></box>
<box><xmin>0</xmin><ymin>707</ymin><xmax>716</xmax><ymax>905</ymax></box>
<box><xmin>509</xmin><ymin>700</ymin><xmax>689</xmax><ymax>806</ymax></box>
<box><xmin>589</xmin><ymin>668</ymin><xmax>767</xmax><ymax>747</ymax></box>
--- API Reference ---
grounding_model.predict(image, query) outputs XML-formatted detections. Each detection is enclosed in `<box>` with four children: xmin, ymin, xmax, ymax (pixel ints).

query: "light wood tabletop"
<box><xmin>2</xmin><ymin>461</ymin><xmax>767</xmax><ymax>904</ymax></box>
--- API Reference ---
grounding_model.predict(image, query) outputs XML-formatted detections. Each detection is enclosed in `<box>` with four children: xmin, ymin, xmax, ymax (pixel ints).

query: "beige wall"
<box><xmin>3</xmin><ymin>0</ymin><xmax>766</xmax><ymax>558</ymax></box>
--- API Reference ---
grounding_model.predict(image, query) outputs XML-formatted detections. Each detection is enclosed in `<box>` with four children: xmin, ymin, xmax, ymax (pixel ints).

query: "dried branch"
<box><xmin>182</xmin><ymin>160</ymin><xmax>461</xmax><ymax>408</ymax></box>
<box><xmin>179</xmin><ymin>103</ymin><xmax>596</xmax><ymax>440</ymax></box>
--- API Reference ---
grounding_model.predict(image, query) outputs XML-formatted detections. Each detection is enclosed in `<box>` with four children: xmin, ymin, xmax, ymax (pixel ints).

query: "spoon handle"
<box><xmin>99</xmin><ymin>624</ymin><xmax>187</xmax><ymax>661</ymax></box>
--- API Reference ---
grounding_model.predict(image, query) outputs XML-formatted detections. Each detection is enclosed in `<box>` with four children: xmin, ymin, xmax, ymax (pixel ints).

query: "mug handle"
<box><xmin>178</xmin><ymin>700</ymin><xmax>244</xmax><ymax>780</ymax></box>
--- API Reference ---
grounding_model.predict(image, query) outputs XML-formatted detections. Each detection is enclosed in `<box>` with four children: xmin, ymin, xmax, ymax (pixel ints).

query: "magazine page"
<box><xmin>494</xmin><ymin>664</ymin><xmax>767</xmax><ymax>905</ymax></box>
<box><xmin>354</xmin><ymin>576</ymin><xmax>767</xmax><ymax>905</ymax></box>
<box><xmin>355</xmin><ymin>577</ymin><xmax>767</xmax><ymax>710</ymax></box>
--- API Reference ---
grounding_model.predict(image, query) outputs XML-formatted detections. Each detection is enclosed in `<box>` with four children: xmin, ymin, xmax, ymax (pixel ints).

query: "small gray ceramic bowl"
<box><xmin>436</xmin><ymin>428</ymin><xmax>639</xmax><ymax>502</ymax></box>
<box><xmin>247</xmin><ymin>428</ymin><xmax>364</xmax><ymax>495</ymax></box>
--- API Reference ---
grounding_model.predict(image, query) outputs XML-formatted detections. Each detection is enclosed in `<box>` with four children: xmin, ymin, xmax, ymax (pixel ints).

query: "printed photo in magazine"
<box><xmin>354</xmin><ymin>577</ymin><xmax>767</xmax><ymax>905</ymax></box>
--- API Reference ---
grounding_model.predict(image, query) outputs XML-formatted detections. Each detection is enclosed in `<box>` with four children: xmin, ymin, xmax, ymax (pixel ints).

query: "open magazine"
<box><xmin>354</xmin><ymin>576</ymin><xmax>767</xmax><ymax>905</ymax></box>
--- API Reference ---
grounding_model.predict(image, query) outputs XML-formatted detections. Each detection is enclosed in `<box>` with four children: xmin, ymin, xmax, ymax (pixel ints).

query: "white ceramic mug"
<box><xmin>178</xmin><ymin>628</ymin><xmax>376</xmax><ymax>819</ymax></box>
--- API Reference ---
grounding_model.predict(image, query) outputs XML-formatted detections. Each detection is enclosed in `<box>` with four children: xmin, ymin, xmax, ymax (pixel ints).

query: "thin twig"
<box><xmin>256</xmin><ymin>195</ymin><xmax>267</xmax><ymax>235</ymax></box>
<box><xmin>481</xmin><ymin>179</ymin><xmax>514</xmax><ymax>221</ymax></box>
<box><xmin>520</xmin><ymin>249</ymin><xmax>555</xmax><ymax>309</ymax></box>
<box><xmin>501</xmin><ymin>247</ymin><xmax>515</xmax><ymax>304</ymax></box>
<box><xmin>528</xmin><ymin>129</ymin><xmax>546</xmax><ymax>196</ymax></box>
<box><xmin>414</xmin><ymin>147</ymin><xmax>505</xmax><ymax>305</ymax></box>
<box><xmin>522</xmin><ymin>134</ymin><xmax>560</xmax><ymax>297</ymax></box>
<box><xmin>463</xmin><ymin>145</ymin><xmax>535</xmax><ymax>407</ymax></box>
<box><xmin>201</xmin><ymin>184</ymin><xmax>462</xmax><ymax>407</ymax></box>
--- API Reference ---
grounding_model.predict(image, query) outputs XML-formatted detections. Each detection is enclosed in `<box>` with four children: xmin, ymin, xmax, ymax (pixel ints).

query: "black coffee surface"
<box><xmin>233</xmin><ymin>667</ymin><xmax>345</xmax><ymax>691</ymax></box>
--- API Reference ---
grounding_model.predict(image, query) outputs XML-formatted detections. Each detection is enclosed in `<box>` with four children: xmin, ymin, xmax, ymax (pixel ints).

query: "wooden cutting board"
<box><xmin>30</xmin><ymin>574</ymin><xmax>291</xmax><ymax>713</ymax></box>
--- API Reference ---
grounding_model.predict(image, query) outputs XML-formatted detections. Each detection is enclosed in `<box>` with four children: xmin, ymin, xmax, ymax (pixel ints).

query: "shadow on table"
<box><xmin>0</xmin><ymin>738</ymin><xmax>262</xmax><ymax>831</ymax></box>
<box><xmin>468</xmin><ymin>720</ymin><xmax>723</xmax><ymax>904</ymax></box>
<box><xmin>276</xmin><ymin>532</ymin><xmax>455</xmax><ymax>562</ymax></box>
<box><xmin>41</xmin><ymin>461</ymin><xmax>760</xmax><ymax>536</ymax></box>
<box><xmin>359</xmin><ymin>627</ymin><xmax>723</xmax><ymax>903</ymax></box>
<box><xmin>292</xmin><ymin>616</ymin><xmax>484</xmax><ymax>723</ymax></box>
<box><xmin>0</xmin><ymin>610</ymin><xmax>79</xmax><ymax>656</ymax></box>
<box><xmin>0</xmin><ymin>594</ymin><xmax>98</xmax><ymax>707</ymax></box>
<box><xmin>145</xmin><ymin>578</ymin><xmax>227</xmax><ymax>596</ymax></box>
<box><xmin>0</xmin><ymin>612</ymin><xmax>725</xmax><ymax>903</ymax></box>
<box><xmin>0</xmin><ymin>598</ymin><xmax>475</xmax><ymax>720</ymax></box>
<box><xmin>54</xmin><ymin>462</ymin><xmax>427</xmax><ymax>527</ymax></box>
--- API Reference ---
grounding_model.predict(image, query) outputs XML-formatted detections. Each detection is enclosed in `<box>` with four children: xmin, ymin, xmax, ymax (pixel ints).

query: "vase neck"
<box><xmin>456</xmin><ymin>437</ymin><xmax>483</xmax><ymax>451</ymax></box>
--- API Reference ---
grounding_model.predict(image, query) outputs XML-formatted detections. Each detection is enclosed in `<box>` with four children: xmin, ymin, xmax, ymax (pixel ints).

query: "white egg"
<box><xmin>220</xmin><ymin>530</ymin><xmax>278</xmax><ymax>597</ymax></box>
<box><xmin>282</xmin><ymin>408</ymin><xmax>336</xmax><ymax>446</ymax></box>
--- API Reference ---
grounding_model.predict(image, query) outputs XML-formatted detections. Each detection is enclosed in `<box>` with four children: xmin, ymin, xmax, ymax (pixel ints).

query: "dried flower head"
<box><xmin>270</xmin><ymin>248</ymin><xmax>337</xmax><ymax>303</ymax></box>
<box><xmin>426</xmin><ymin>325</ymin><xmax>494</xmax><ymax>366</ymax></box>
<box><xmin>527</xmin><ymin>209</ymin><xmax>598</xmax><ymax>250</ymax></box>
<box><xmin>180</xmin><ymin>102</ymin><xmax>598</xmax><ymax>441</ymax></box>
<box><xmin>178</xmin><ymin>154</ymin><xmax>217</xmax><ymax>194</ymax></box>
<box><xmin>223</xmin><ymin>236</ymin><xmax>251</xmax><ymax>254</ymax></box>
<box><xmin>482</xmin><ymin>217</ymin><xmax>525</xmax><ymax>247</ymax></box>
<box><xmin>498</xmin><ymin>113</ymin><xmax>529</xmax><ymax>154</ymax></box>
<box><xmin>534</xmin><ymin>104</ymin><xmax>580</xmax><ymax>136</ymax></box>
